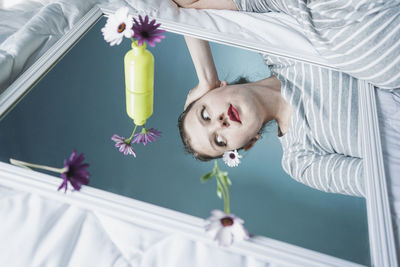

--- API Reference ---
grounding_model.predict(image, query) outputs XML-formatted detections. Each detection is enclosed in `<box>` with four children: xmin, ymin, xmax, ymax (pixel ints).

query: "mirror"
<box><xmin>0</xmin><ymin>16</ymin><xmax>370</xmax><ymax>265</ymax></box>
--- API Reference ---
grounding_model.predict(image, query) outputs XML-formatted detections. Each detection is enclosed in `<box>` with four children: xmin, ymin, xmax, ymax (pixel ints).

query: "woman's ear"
<box><xmin>220</xmin><ymin>80</ymin><xmax>227</xmax><ymax>87</ymax></box>
<box><xmin>243</xmin><ymin>134</ymin><xmax>260</xmax><ymax>151</ymax></box>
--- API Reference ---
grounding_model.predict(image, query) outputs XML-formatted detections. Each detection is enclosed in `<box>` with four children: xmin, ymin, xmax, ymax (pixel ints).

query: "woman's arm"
<box><xmin>184</xmin><ymin>36</ymin><xmax>219</xmax><ymax>88</ymax></box>
<box><xmin>282</xmin><ymin>145</ymin><xmax>365</xmax><ymax>197</ymax></box>
<box><xmin>183</xmin><ymin>36</ymin><xmax>222</xmax><ymax>108</ymax></box>
<box><xmin>173</xmin><ymin>0</ymin><xmax>238</xmax><ymax>10</ymax></box>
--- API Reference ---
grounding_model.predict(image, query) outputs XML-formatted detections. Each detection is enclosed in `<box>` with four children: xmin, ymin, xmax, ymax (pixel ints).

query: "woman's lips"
<box><xmin>227</xmin><ymin>104</ymin><xmax>242</xmax><ymax>124</ymax></box>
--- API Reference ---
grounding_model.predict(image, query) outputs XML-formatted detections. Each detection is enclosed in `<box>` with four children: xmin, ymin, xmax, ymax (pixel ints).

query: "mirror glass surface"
<box><xmin>0</xmin><ymin>17</ymin><xmax>369</xmax><ymax>265</ymax></box>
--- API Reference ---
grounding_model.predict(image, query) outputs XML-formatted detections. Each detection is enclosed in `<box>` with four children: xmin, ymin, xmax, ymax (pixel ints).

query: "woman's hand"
<box><xmin>173</xmin><ymin>0</ymin><xmax>198</xmax><ymax>8</ymax></box>
<box><xmin>184</xmin><ymin>80</ymin><xmax>225</xmax><ymax>109</ymax></box>
<box><xmin>173</xmin><ymin>0</ymin><xmax>237</xmax><ymax>10</ymax></box>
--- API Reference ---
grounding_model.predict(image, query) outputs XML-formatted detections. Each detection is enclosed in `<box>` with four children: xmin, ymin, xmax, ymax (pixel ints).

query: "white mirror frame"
<box><xmin>0</xmin><ymin>5</ymin><xmax>397</xmax><ymax>267</ymax></box>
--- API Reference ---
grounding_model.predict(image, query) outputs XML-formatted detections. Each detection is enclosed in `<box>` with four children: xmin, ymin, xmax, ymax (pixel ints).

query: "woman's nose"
<box><xmin>218</xmin><ymin>114</ymin><xmax>230</xmax><ymax>127</ymax></box>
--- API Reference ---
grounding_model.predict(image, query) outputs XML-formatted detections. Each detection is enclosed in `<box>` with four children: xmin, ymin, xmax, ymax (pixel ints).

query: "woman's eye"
<box><xmin>201</xmin><ymin>106</ymin><xmax>210</xmax><ymax>121</ymax></box>
<box><xmin>215</xmin><ymin>135</ymin><xmax>227</xmax><ymax>147</ymax></box>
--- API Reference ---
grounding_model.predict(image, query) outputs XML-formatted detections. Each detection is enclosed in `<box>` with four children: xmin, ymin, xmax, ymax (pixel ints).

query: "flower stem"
<box><xmin>140</xmin><ymin>127</ymin><xmax>148</xmax><ymax>134</ymax></box>
<box><xmin>215</xmin><ymin>176</ymin><xmax>227</xmax><ymax>209</ymax></box>
<box><xmin>219</xmin><ymin>175</ymin><xmax>230</xmax><ymax>214</ymax></box>
<box><xmin>10</xmin><ymin>159</ymin><xmax>66</xmax><ymax>173</ymax></box>
<box><xmin>224</xmin><ymin>183</ymin><xmax>231</xmax><ymax>213</ymax></box>
<box><xmin>131</xmin><ymin>38</ymin><xmax>138</xmax><ymax>47</ymax></box>
<box><xmin>126</xmin><ymin>124</ymin><xmax>138</xmax><ymax>143</ymax></box>
<box><xmin>214</xmin><ymin>160</ymin><xmax>231</xmax><ymax>214</ymax></box>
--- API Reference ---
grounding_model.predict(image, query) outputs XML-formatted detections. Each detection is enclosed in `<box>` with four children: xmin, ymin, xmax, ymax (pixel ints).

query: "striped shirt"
<box><xmin>233</xmin><ymin>0</ymin><xmax>400</xmax><ymax>89</ymax></box>
<box><xmin>232</xmin><ymin>0</ymin><xmax>400</xmax><ymax>196</ymax></box>
<box><xmin>264</xmin><ymin>54</ymin><xmax>364</xmax><ymax>197</ymax></box>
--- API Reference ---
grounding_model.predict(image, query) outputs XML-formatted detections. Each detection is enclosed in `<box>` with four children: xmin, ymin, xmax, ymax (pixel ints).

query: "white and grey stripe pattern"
<box><xmin>262</xmin><ymin>54</ymin><xmax>365</xmax><ymax>197</ymax></box>
<box><xmin>233</xmin><ymin>0</ymin><xmax>400</xmax><ymax>89</ymax></box>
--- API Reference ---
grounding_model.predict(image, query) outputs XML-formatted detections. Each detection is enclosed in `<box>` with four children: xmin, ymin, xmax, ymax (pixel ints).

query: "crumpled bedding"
<box><xmin>116</xmin><ymin>0</ymin><xmax>320</xmax><ymax>58</ymax></box>
<box><xmin>0</xmin><ymin>0</ymin><xmax>322</xmax><ymax>92</ymax></box>
<box><xmin>0</xmin><ymin>185</ymin><xmax>269</xmax><ymax>267</ymax></box>
<box><xmin>0</xmin><ymin>0</ymin><xmax>100</xmax><ymax>91</ymax></box>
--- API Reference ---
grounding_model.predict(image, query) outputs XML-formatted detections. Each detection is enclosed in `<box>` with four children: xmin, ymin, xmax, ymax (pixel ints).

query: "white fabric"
<box><xmin>0</xmin><ymin>0</ymin><xmax>100</xmax><ymax>91</ymax></box>
<box><xmin>0</xmin><ymin>185</ymin><xmax>268</xmax><ymax>267</ymax></box>
<box><xmin>0</xmin><ymin>0</ymin><xmax>321</xmax><ymax>92</ymax></box>
<box><xmin>119</xmin><ymin>0</ymin><xmax>320</xmax><ymax>62</ymax></box>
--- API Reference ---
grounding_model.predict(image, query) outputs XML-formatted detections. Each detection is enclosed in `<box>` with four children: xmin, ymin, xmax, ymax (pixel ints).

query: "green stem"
<box><xmin>215</xmin><ymin>176</ymin><xmax>227</xmax><ymax>208</ymax></box>
<box><xmin>217</xmin><ymin>174</ymin><xmax>230</xmax><ymax>214</ymax></box>
<box><xmin>10</xmin><ymin>159</ymin><xmax>66</xmax><ymax>173</ymax></box>
<box><xmin>221</xmin><ymin>174</ymin><xmax>230</xmax><ymax>214</ymax></box>
<box><xmin>222</xmin><ymin>176</ymin><xmax>231</xmax><ymax>214</ymax></box>
<box><xmin>224</xmin><ymin>180</ymin><xmax>230</xmax><ymax>214</ymax></box>
<box><xmin>126</xmin><ymin>124</ymin><xmax>138</xmax><ymax>143</ymax></box>
<box><xmin>213</xmin><ymin>160</ymin><xmax>231</xmax><ymax>214</ymax></box>
<box><xmin>140</xmin><ymin>125</ymin><xmax>148</xmax><ymax>134</ymax></box>
<box><xmin>131</xmin><ymin>38</ymin><xmax>139</xmax><ymax>47</ymax></box>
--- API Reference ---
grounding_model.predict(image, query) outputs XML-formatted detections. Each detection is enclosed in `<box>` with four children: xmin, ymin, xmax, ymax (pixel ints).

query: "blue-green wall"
<box><xmin>0</xmin><ymin>18</ymin><xmax>369</xmax><ymax>265</ymax></box>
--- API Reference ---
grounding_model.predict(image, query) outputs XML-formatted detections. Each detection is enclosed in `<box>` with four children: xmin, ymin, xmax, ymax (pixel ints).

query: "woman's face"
<box><xmin>183</xmin><ymin>83</ymin><xmax>264</xmax><ymax>157</ymax></box>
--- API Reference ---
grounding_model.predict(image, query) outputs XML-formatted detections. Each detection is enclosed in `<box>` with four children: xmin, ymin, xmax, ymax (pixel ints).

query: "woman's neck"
<box><xmin>252</xmin><ymin>76</ymin><xmax>293</xmax><ymax>134</ymax></box>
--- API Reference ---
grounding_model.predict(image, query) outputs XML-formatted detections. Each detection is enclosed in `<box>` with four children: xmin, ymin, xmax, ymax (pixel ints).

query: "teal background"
<box><xmin>0</xmin><ymin>18</ymin><xmax>369</xmax><ymax>265</ymax></box>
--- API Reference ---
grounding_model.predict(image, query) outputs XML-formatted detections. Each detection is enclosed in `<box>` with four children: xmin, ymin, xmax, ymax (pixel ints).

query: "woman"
<box><xmin>179</xmin><ymin>36</ymin><xmax>364</xmax><ymax>197</ymax></box>
<box><xmin>175</xmin><ymin>0</ymin><xmax>400</xmax><ymax>258</ymax></box>
<box><xmin>175</xmin><ymin>0</ymin><xmax>400</xmax><ymax>196</ymax></box>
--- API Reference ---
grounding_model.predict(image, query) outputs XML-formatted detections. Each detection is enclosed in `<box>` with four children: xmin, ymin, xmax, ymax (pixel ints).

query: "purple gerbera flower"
<box><xmin>58</xmin><ymin>149</ymin><xmax>90</xmax><ymax>192</ymax></box>
<box><xmin>132</xmin><ymin>15</ymin><xmax>165</xmax><ymax>47</ymax></box>
<box><xmin>132</xmin><ymin>128</ymin><xmax>161</xmax><ymax>146</ymax></box>
<box><xmin>111</xmin><ymin>134</ymin><xmax>137</xmax><ymax>156</ymax></box>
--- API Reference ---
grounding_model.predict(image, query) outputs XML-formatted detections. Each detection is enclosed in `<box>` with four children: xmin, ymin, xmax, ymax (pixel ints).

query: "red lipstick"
<box><xmin>227</xmin><ymin>104</ymin><xmax>242</xmax><ymax>124</ymax></box>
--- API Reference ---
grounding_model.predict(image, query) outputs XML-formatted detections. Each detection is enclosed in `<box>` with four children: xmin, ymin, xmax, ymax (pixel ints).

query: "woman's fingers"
<box><xmin>184</xmin><ymin>85</ymin><xmax>204</xmax><ymax>109</ymax></box>
<box><xmin>184</xmin><ymin>80</ymin><xmax>224</xmax><ymax>110</ymax></box>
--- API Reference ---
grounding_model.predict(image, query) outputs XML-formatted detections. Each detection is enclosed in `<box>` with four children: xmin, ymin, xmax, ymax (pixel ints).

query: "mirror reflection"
<box><xmin>180</xmin><ymin>35</ymin><xmax>365</xmax><ymax>199</ymax></box>
<box><xmin>0</xmin><ymin>17</ymin><xmax>369</xmax><ymax>265</ymax></box>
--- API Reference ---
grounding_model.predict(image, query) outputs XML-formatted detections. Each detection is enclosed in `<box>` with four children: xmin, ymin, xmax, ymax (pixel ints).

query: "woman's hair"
<box><xmin>178</xmin><ymin>99</ymin><xmax>215</xmax><ymax>161</ymax></box>
<box><xmin>177</xmin><ymin>76</ymin><xmax>267</xmax><ymax>161</ymax></box>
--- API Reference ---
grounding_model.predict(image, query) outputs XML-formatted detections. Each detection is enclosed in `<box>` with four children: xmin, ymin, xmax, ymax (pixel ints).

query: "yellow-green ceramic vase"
<box><xmin>124</xmin><ymin>41</ymin><xmax>154</xmax><ymax>126</ymax></box>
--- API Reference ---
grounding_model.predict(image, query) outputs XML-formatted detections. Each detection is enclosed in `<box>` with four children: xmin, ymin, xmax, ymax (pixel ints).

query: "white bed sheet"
<box><xmin>0</xmin><ymin>0</ymin><xmax>321</xmax><ymax>92</ymax></box>
<box><xmin>0</xmin><ymin>0</ymin><xmax>100</xmax><ymax>91</ymax></box>
<box><xmin>0</xmin><ymin>185</ymin><xmax>269</xmax><ymax>267</ymax></box>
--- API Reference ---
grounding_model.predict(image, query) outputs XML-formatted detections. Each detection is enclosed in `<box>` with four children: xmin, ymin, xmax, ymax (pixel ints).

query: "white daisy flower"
<box><xmin>101</xmin><ymin>7</ymin><xmax>134</xmax><ymax>46</ymax></box>
<box><xmin>205</xmin><ymin>210</ymin><xmax>249</xmax><ymax>246</ymax></box>
<box><xmin>222</xmin><ymin>150</ymin><xmax>242</xmax><ymax>167</ymax></box>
